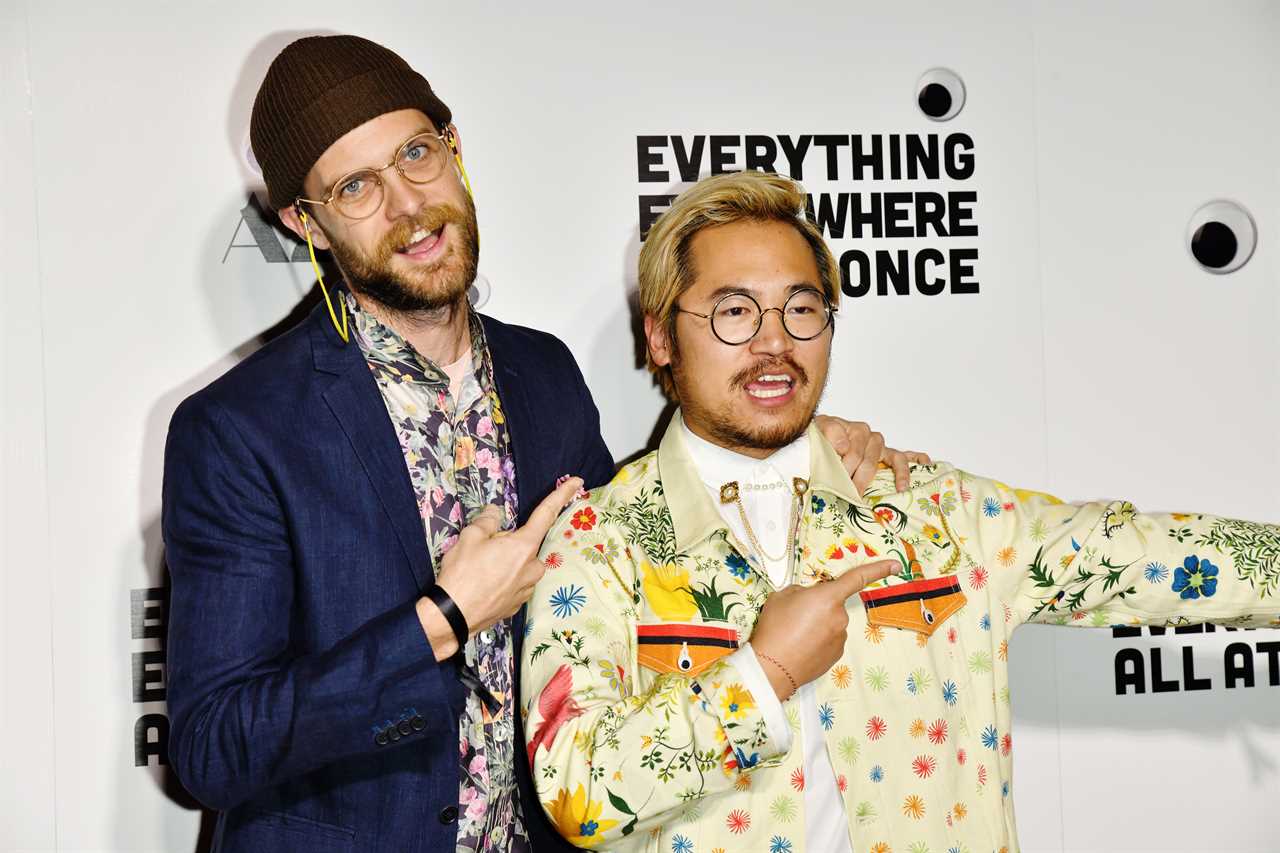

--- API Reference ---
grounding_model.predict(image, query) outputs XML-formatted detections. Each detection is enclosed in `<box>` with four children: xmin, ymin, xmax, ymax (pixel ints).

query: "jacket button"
<box><xmin>439</xmin><ymin>805</ymin><xmax>458</xmax><ymax>824</ymax></box>
<box><xmin>388</xmin><ymin>726</ymin><xmax>402</xmax><ymax>742</ymax></box>
<box><xmin>374</xmin><ymin>730</ymin><xmax>389</xmax><ymax>746</ymax></box>
<box><xmin>397</xmin><ymin>720</ymin><xmax>413</xmax><ymax>737</ymax></box>
<box><xmin>411</xmin><ymin>715</ymin><xmax>426</xmax><ymax>732</ymax></box>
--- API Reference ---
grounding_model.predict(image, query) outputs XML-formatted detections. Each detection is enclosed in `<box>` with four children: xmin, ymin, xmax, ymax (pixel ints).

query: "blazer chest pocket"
<box><xmin>859</xmin><ymin>575</ymin><xmax>967</xmax><ymax>637</ymax></box>
<box><xmin>636</xmin><ymin>621</ymin><xmax>739</xmax><ymax>677</ymax></box>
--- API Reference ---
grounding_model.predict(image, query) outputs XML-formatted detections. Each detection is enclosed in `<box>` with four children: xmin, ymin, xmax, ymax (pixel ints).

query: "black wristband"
<box><xmin>424</xmin><ymin>584</ymin><xmax>469</xmax><ymax>651</ymax></box>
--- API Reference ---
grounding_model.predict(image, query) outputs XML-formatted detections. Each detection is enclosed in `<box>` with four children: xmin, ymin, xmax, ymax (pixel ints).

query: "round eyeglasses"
<box><xmin>676</xmin><ymin>287</ymin><xmax>835</xmax><ymax>345</ymax></box>
<box><xmin>295</xmin><ymin>129</ymin><xmax>454</xmax><ymax>221</ymax></box>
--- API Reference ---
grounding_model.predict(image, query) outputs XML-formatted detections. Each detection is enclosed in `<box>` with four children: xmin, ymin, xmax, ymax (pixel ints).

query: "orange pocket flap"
<box><xmin>636</xmin><ymin>622</ymin><xmax>739</xmax><ymax>677</ymax></box>
<box><xmin>859</xmin><ymin>576</ymin><xmax>967</xmax><ymax>637</ymax></box>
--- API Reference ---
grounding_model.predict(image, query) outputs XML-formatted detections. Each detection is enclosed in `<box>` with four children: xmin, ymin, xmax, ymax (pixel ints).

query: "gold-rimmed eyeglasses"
<box><xmin>676</xmin><ymin>287</ymin><xmax>836</xmax><ymax>345</ymax></box>
<box><xmin>295</xmin><ymin>128</ymin><xmax>455</xmax><ymax>221</ymax></box>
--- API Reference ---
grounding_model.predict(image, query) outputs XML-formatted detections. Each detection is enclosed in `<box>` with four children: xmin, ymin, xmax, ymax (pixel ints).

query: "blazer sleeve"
<box><xmin>950</xmin><ymin>471</ymin><xmax>1280</xmax><ymax>629</ymax></box>
<box><xmin>162</xmin><ymin>395</ymin><xmax>464</xmax><ymax>810</ymax></box>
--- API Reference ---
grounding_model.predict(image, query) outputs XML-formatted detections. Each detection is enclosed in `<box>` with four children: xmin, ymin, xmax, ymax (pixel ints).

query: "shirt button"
<box><xmin>439</xmin><ymin>805</ymin><xmax>459</xmax><ymax>825</ymax></box>
<box><xmin>480</xmin><ymin>630</ymin><xmax>494</xmax><ymax>644</ymax></box>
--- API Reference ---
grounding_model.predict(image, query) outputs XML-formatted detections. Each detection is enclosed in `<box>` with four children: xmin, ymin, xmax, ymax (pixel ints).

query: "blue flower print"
<box><xmin>818</xmin><ymin>703</ymin><xmax>835</xmax><ymax>730</ymax></box>
<box><xmin>979</xmin><ymin>613</ymin><xmax>991</xmax><ymax>631</ymax></box>
<box><xmin>770</xmin><ymin>836</ymin><xmax>794</xmax><ymax>853</ymax></box>
<box><xmin>549</xmin><ymin>584</ymin><xmax>586</xmax><ymax>618</ymax></box>
<box><xmin>1002</xmin><ymin>781</ymin><xmax>1010</xmax><ymax>798</ymax></box>
<box><xmin>580</xmin><ymin>819</ymin><xmax>599</xmax><ymax>837</ymax></box>
<box><xmin>1172</xmin><ymin>556</ymin><xmax>1219</xmax><ymax>600</ymax></box>
<box><xmin>1144</xmin><ymin>562</ymin><xmax>1169</xmax><ymax>584</ymax></box>
<box><xmin>671</xmin><ymin>835</ymin><xmax>693</xmax><ymax>853</ymax></box>
<box><xmin>726</xmin><ymin>552</ymin><xmax>751</xmax><ymax>580</ymax></box>
<box><xmin>981</xmin><ymin>725</ymin><xmax>998</xmax><ymax>750</ymax></box>
<box><xmin>734</xmin><ymin>746</ymin><xmax>761</xmax><ymax>770</ymax></box>
<box><xmin>941</xmin><ymin>680</ymin><xmax>959</xmax><ymax>706</ymax></box>
<box><xmin>982</xmin><ymin>497</ymin><xmax>1002</xmax><ymax>518</ymax></box>
<box><xmin>811</xmin><ymin>496</ymin><xmax>826</xmax><ymax>514</ymax></box>
<box><xmin>870</xmin><ymin>765</ymin><xmax>884</xmax><ymax>782</ymax></box>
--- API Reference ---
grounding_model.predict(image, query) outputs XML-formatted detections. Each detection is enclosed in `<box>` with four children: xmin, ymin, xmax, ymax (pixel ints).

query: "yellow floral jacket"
<box><xmin>520</xmin><ymin>414</ymin><xmax>1280</xmax><ymax>853</ymax></box>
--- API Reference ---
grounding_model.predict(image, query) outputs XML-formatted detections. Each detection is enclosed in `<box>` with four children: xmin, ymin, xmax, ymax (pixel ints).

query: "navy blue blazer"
<box><xmin>163</xmin><ymin>299</ymin><xmax>614</xmax><ymax>852</ymax></box>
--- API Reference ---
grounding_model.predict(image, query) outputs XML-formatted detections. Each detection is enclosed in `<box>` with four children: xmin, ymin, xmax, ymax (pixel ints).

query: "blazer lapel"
<box><xmin>483</xmin><ymin>316</ymin><xmax>542</xmax><ymax>526</ymax></box>
<box><xmin>312</xmin><ymin>312</ymin><xmax>434</xmax><ymax>591</ymax></box>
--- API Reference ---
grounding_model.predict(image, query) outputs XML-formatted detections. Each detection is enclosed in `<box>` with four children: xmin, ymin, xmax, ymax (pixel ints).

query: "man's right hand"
<box><xmin>417</xmin><ymin>476</ymin><xmax>584</xmax><ymax>660</ymax></box>
<box><xmin>750</xmin><ymin>559</ymin><xmax>897</xmax><ymax>701</ymax></box>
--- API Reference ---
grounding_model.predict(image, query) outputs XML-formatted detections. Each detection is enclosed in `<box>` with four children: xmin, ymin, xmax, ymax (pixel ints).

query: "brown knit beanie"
<box><xmin>250</xmin><ymin>34</ymin><xmax>452</xmax><ymax>211</ymax></box>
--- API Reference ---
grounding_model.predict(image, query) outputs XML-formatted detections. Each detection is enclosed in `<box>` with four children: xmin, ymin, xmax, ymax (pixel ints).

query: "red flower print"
<box><xmin>863</xmin><ymin>544</ymin><xmax>878</xmax><ymax>557</ymax></box>
<box><xmin>866</xmin><ymin>716</ymin><xmax>888</xmax><ymax>740</ymax></box>
<box><xmin>947</xmin><ymin>627</ymin><xmax>958</xmax><ymax>644</ymax></box>
<box><xmin>1001</xmin><ymin>734</ymin><xmax>1012</xmax><ymax>756</ymax></box>
<box><xmin>977</xmin><ymin>764</ymin><xmax>988</xmax><ymax>785</ymax></box>
<box><xmin>570</xmin><ymin>506</ymin><xmax>596</xmax><ymax>531</ymax></box>
<box><xmin>927</xmin><ymin>719</ymin><xmax>948</xmax><ymax>745</ymax></box>
<box><xmin>956</xmin><ymin>748</ymin><xmax>967</xmax><ymax>765</ymax></box>
<box><xmin>726</xmin><ymin>809</ymin><xmax>750</xmax><ymax>834</ymax></box>
<box><xmin>968</xmin><ymin>566</ymin><xmax>988</xmax><ymax>589</ymax></box>
<box><xmin>837</xmin><ymin>774</ymin><xmax>847</xmax><ymax>792</ymax></box>
<box><xmin>543</xmin><ymin>552</ymin><xmax>564</xmax><ymax>569</ymax></box>
<box><xmin>1002</xmin><ymin>502</ymin><xmax>1015</xmax><ymax>511</ymax></box>
<box><xmin>912</xmin><ymin>755</ymin><xmax>937</xmax><ymax>779</ymax></box>
<box><xmin>790</xmin><ymin>767</ymin><xmax>805</xmax><ymax>791</ymax></box>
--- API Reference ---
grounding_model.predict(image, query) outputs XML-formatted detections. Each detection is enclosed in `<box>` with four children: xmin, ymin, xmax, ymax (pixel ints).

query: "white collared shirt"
<box><xmin>681</xmin><ymin>421</ymin><xmax>853</xmax><ymax>853</ymax></box>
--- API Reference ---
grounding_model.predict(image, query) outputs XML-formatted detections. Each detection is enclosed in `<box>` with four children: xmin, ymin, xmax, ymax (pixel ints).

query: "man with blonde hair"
<box><xmin>521</xmin><ymin>169</ymin><xmax>1279</xmax><ymax>851</ymax></box>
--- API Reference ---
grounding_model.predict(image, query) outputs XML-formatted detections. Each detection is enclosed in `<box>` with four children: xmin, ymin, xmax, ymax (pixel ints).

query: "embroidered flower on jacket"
<box><xmin>902</xmin><ymin>794</ymin><xmax>926</xmax><ymax>819</ymax></box>
<box><xmin>725</xmin><ymin>552</ymin><xmax>751</xmax><ymax>580</ymax></box>
<box><xmin>726</xmin><ymin>809</ymin><xmax>751</xmax><ymax>834</ymax></box>
<box><xmin>1172</xmin><ymin>555</ymin><xmax>1219</xmax><ymax>599</ymax></box>
<box><xmin>549</xmin><ymin>585</ymin><xmax>587</xmax><ymax>618</ymax></box>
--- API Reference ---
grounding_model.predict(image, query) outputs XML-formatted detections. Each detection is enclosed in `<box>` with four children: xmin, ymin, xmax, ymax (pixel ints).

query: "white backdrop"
<box><xmin>2</xmin><ymin>1</ymin><xmax>1277</xmax><ymax>851</ymax></box>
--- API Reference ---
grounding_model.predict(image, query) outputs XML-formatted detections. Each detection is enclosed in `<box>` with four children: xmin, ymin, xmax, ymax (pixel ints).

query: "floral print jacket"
<box><xmin>520</xmin><ymin>412</ymin><xmax>1280</xmax><ymax>853</ymax></box>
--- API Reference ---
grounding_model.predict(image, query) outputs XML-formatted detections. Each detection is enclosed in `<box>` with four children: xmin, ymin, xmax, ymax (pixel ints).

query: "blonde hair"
<box><xmin>637</xmin><ymin>170</ymin><xmax>840</xmax><ymax>397</ymax></box>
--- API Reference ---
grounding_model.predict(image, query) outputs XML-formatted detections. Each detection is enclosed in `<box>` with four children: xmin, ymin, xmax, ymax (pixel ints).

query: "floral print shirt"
<box><xmin>349</xmin><ymin>297</ymin><xmax>528</xmax><ymax>853</ymax></box>
<box><xmin>520</xmin><ymin>410</ymin><xmax>1280</xmax><ymax>853</ymax></box>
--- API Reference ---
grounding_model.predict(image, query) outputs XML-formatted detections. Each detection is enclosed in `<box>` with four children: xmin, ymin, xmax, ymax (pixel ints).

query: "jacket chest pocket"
<box><xmin>635</xmin><ymin>621</ymin><xmax>740</xmax><ymax>678</ymax></box>
<box><xmin>859</xmin><ymin>575</ymin><xmax>967</xmax><ymax>637</ymax></box>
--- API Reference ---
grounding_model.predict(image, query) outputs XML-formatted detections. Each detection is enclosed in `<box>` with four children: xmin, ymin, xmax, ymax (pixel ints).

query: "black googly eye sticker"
<box><xmin>468</xmin><ymin>273</ymin><xmax>491</xmax><ymax>309</ymax></box>
<box><xmin>916</xmin><ymin>68</ymin><xmax>966</xmax><ymax>121</ymax></box>
<box><xmin>1187</xmin><ymin>201</ymin><xmax>1256</xmax><ymax>274</ymax></box>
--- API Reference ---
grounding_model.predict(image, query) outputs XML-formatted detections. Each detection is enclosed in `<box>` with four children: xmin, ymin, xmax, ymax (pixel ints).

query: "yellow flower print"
<box><xmin>871</xmin><ymin>843</ymin><xmax>892</xmax><ymax>853</ymax></box>
<box><xmin>902</xmin><ymin>794</ymin><xmax>926</xmax><ymax>819</ymax></box>
<box><xmin>992</xmin><ymin>478</ymin><xmax>1063</xmax><ymax>505</ymax></box>
<box><xmin>544</xmin><ymin>785</ymin><xmax>619</xmax><ymax>847</ymax></box>
<box><xmin>865</xmin><ymin>623</ymin><xmax>884</xmax><ymax>644</ymax></box>
<box><xmin>922</xmin><ymin>524</ymin><xmax>944</xmax><ymax>545</ymax></box>
<box><xmin>997</xmin><ymin>546</ymin><xmax>1017</xmax><ymax>567</ymax></box>
<box><xmin>953</xmin><ymin>801</ymin><xmax>968</xmax><ymax>820</ymax></box>
<box><xmin>720</xmin><ymin>683</ymin><xmax>756</xmax><ymax>721</ymax></box>
<box><xmin>830</xmin><ymin>664</ymin><xmax>852</xmax><ymax>689</ymax></box>
<box><xmin>454</xmin><ymin>436</ymin><xmax>476</xmax><ymax>470</ymax></box>
<box><xmin>641</xmin><ymin>562</ymin><xmax>697</xmax><ymax>620</ymax></box>
<box><xmin>909</xmin><ymin>718</ymin><xmax>926</xmax><ymax>738</ymax></box>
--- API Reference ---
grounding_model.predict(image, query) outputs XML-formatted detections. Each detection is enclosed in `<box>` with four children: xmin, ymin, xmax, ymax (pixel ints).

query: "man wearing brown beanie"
<box><xmin>162</xmin><ymin>33</ymin><xmax>922</xmax><ymax>853</ymax></box>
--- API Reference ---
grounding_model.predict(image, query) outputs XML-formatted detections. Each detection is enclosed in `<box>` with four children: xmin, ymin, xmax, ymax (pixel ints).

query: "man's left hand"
<box><xmin>814</xmin><ymin>415</ymin><xmax>932</xmax><ymax>494</ymax></box>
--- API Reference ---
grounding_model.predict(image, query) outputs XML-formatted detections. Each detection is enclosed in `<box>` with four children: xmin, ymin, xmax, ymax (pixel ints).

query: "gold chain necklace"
<box><xmin>719</xmin><ymin>477</ymin><xmax>809</xmax><ymax>571</ymax></box>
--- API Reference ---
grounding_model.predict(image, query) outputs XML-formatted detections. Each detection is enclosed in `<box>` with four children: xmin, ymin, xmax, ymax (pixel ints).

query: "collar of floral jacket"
<box><xmin>658</xmin><ymin>409</ymin><xmax>874</xmax><ymax>555</ymax></box>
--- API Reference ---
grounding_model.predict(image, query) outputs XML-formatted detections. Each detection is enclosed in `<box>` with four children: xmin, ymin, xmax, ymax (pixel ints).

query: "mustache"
<box><xmin>729</xmin><ymin>356</ymin><xmax>809</xmax><ymax>390</ymax></box>
<box><xmin>374</xmin><ymin>204</ymin><xmax>469</xmax><ymax>258</ymax></box>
